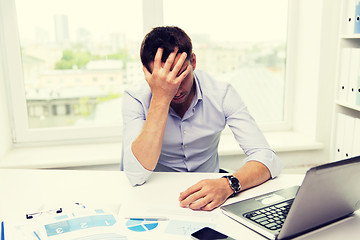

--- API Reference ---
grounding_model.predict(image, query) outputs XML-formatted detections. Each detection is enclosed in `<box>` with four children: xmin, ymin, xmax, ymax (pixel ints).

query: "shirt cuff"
<box><xmin>243</xmin><ymin>149</ymin><xmax>283</xmax><ymax>178</ymax></box>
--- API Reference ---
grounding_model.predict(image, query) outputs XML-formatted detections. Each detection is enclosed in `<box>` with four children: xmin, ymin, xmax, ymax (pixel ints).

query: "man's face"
<box><xmin>149</xmin><ymin>52</ymin><xmax>197</xmax><ymax>107</ymax></box>
<box><xmin>170</xmin><ymin>53</ymin><xmax>196</xmax><ymax>106</ymax></box>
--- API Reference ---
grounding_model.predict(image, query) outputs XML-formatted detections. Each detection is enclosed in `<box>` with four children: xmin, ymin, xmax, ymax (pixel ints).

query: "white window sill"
<box><xmin>0</xmin><ymin>131</ymin><xmax>323</xmax><ymax>169</ymax></box>
<box><xmin>0</xmin><ymin>142</ymin><xmax>122</xmax><ymax>169</ymax></box>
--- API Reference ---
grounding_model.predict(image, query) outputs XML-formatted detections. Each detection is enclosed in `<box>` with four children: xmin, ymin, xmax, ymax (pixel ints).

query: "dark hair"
<box><xmin>140</xmin><ymin>26</ymin><xmax>193</xmax><ymax>72</ymax></box>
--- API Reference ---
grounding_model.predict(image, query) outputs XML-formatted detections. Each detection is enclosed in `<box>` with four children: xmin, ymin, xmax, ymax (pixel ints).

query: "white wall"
<box><xmin>0</xmin><ymin>54</ymin><xmax>12</xmax><ymax>159</ymax></box>
<box><xmin>315</xmin><ymin>0</ymin><xmax>340</xmax><ymax>163</ymax></box>
<box><xmin>292</xmin><ymin>0</ymin><xmax>338</xmax><ymax>142</ymax></box>
<box><xmin>281</xmin><ymin>0</ymin><xmax>338</xmax><ymax>167</ymax></box>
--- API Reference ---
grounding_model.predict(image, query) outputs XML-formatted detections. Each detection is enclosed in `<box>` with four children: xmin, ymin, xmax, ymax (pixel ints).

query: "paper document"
<box><xmin>5</xmin><ymin>203</ymin><xmax>127</xmax><ymax>240</ymax></box>
<box><xmin>118</xmin><ymin>203</ymin><xmax>218</xmax><ymax>239</ymax></box>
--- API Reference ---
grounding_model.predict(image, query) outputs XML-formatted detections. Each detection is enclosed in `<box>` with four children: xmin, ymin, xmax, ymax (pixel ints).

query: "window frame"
<box><xmin>0</xmin><ymin>0</ymin><xmax>293</xmax><ymax>144</ymax></box>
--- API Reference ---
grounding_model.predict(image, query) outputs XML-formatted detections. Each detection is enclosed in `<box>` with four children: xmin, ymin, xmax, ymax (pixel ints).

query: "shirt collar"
<box><xmin>193</xmin><ymin>71</ymin><xmax>203</xmax><ymax>104</ymax></box>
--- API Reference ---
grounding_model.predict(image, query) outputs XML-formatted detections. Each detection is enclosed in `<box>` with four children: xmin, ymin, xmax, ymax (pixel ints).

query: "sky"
<box><xmin>163</xmin><ymin>0</ymin><xmax>288</xmax><ymax>42</ymax></box>
<box><xmin>15</xmin><ymin>0</ymin><xmax>143</xmax><ymax>43</ymax></box>
<box><xmin>15</xmin><ymin>0</ymin><xmax>288</xmax><ymax>44</ymax></box>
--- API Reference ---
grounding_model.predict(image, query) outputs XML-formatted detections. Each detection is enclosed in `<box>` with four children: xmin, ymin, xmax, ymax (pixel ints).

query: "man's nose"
<box><xmin>175</xmin><ymin>89</ymin><xmax>181</xmax><ymax>97</ymax></box>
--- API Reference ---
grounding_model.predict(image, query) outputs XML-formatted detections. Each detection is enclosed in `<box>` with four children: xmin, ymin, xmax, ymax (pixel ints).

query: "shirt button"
<box><xmin>183</xmin><ymin>130</ymin><xmax>187</xmax><ymax>134</ymax></box>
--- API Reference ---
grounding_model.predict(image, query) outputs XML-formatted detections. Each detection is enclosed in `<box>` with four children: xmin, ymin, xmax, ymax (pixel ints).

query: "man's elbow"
<box><xmin>123</xmin><ymin>168</ymin><xmax>152</xmax><ymax>187</ymax></box>
<box><xmin>126</xmin><ymin>173</ymin><xmax>147</xmax><ymax>186</ymax></box>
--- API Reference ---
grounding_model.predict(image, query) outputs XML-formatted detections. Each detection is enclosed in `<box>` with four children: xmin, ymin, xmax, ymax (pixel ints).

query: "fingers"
<box><xmin>171</xmin><ymin>52</ymin><xmax>187</xmax><ymax>76</ymax></box>
<box><xmin>189</xmin><ymin>196</ymin><xmax>213</xmax><ymax>210</ymax></box>
<box><xmin>153</xmin><ymin>47</ymin><xmax>183</xmax><ymax>72</ymax></box>
<box><xmin>153</xmin><ymin>48</ymin><xmax>163</xmax><ymax>71</ymax></box>
<box><xmin>200</xmin><ymin>201</ymin><xmax>218</xmax><ymax>211</ymax></box>
<box><xmin>163</xmin><ymin>48</ymin><xmax>179</xmax><ymax>72</ymax></box>
<box><xmin>180</xmin><ymin>190</ymin><xmax>209</xmax><ymax>210</ymax></box>
<box><xmin>179</xmin><ymin>184</ymin><xmax>202</xmax><ymax>203</ymax></box>
<box><xmin>180</xmin><ymin>192</ymin><xmax>220</xmax><ymax>211</ymax></box>
<box><xmin>179</xmin><ymin>182</ymin><xmax>212</xmax><ymax>210</ymax></box>
<box><xmin>174</xmin><ymin>65</ymin><xmax>191</xmax><ymax>85</ymax></box>
<box><xmin>179</xmin><ymin>179</ymin><xmax>230</xmax><ymax>211</ymax></box>
<box><xmin>146</xmin><ymin>48</ymin><xmax>188</xmax><ymax>81</ymax></box>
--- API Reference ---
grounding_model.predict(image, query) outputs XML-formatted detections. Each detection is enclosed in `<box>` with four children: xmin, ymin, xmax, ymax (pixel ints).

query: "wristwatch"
<box><xmin>222</xmin><ymin>175</ymin><xmax>241</xmax><ymax>197</ymax></box>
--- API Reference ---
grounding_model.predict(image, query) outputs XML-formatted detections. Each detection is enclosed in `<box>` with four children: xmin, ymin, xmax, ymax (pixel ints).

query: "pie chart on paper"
<box><xmin>126</xmin><ymin>218</ymin><xmax>159</xmax><ymax>232</ymax></box>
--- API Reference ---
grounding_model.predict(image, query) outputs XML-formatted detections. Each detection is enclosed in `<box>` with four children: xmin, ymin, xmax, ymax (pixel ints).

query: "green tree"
<box><xmin>55</xmin><ymin>49</ymin><xmax>92</xmax><ymax>69</ymax></box>
<box><xmin>55</xmin><ymin>48</ymin><xmax>130</xmax><ymax>70</ymax></box>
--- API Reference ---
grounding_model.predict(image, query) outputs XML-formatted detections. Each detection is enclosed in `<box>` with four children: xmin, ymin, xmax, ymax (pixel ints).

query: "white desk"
<box><xmin>0</xmin><ymin>169</ymin><xmax>359</xmax><ymax>239</ymax></box>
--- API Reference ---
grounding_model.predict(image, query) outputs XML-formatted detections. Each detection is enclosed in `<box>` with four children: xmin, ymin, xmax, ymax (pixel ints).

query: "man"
<box><xmin>121</xmin><ymin>26</ymin><xmax>282</xmax><ymax>211</ymax></box>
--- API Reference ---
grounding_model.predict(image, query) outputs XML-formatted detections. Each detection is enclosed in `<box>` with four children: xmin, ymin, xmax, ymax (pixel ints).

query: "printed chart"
<box><xmin>126</xmin><ymin>218</ymin><xmax>159</xmax><ymax>232</ymax></box>
<box><xmin>45</xmin><ymin>214</ymin><xmax>117</xmax><ymax>236</ymax></box>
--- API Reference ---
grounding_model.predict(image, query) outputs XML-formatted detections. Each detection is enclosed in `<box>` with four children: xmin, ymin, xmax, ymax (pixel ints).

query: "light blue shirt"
<box><xmin>121</xmin><ymin>70</ymin><xmax>282</xmax><ymax>186</ymax></box>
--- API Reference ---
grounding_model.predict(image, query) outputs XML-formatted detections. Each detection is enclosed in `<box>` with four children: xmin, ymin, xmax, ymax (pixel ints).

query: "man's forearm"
<box><xmin>131</xmin><ymin>98</ymin><xmax>170</xmax><ymax>171</ymax></box>
<box><xmin>232</xmin><ymin>161</ymin><xmax>271</xmax><ymax>192</ymax></box>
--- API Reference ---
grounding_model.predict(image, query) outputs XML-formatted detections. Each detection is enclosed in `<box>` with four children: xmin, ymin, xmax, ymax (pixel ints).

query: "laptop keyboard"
<box><xmin>243</xmin><ymin>199</ymin><xmax>294</xmax><ymax>231</ymax></box>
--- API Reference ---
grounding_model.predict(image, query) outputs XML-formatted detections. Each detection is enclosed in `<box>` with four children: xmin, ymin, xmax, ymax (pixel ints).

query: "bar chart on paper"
<box><xmin>126</xmin><ymin>219</ymin><xmax>159</xmax><ymax>232</ymax></box>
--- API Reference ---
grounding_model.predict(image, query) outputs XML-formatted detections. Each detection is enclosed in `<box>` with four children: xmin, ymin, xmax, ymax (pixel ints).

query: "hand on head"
<box><xmin>143</xmin><ymin>47</ymin><xmax>191</xmax><ymax>104</ymax></box>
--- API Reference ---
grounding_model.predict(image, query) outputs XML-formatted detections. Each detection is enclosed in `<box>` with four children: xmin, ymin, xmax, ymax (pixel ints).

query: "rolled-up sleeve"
<box><xmin>121</xmin><ymin>90</ymin><xmax>153</xmax><ymax>186</ymax></box>
<box><xmin>222</xmin><ymin>84</ymin><xmax>283</xmax><ymax>178</ymax></box>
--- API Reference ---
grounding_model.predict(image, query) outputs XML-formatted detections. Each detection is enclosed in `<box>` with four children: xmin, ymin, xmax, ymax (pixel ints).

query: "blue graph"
<box><xmin>45</xmin><ymin>214</ymin><xmax>116</xmax><ymax>237</ymax></box>
<box><xmin>126</xmin><ymin>218</ymin><xmax>159</xmax><ymax>232</ymax></box>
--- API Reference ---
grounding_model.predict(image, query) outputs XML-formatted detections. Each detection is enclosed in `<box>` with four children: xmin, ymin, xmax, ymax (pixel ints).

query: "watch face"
<box><xmin>222</xmin><ymin>175</ymin><xmax>241</xmax><ymax>194</ymax></box>
<box><xmin>230</xmin><ymin>176</ymin><xmax>241</xmax><ymax>192</ymax></box>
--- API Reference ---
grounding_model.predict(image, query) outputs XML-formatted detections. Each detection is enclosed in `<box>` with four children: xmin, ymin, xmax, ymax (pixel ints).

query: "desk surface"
<box><xmin>0</xmin><ymin>169</ymin><xmax>359</xmax><ymax>239</ymax></box>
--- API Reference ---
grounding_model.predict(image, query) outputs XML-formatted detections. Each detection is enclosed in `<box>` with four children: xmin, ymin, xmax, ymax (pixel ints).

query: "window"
<box><xmin>0</xmin><ymin>0</ymin><xmax>143</xmax><ymax>142</ymax></box>
<box><xmin>0</xmin><ymin>0</ymin><xmax>290</xmax><ymax>143</ymax></box>
<box><xmin>163</xmin><ymin>0</ymin><xmax>289</xmax><ymax>128</ymax></box>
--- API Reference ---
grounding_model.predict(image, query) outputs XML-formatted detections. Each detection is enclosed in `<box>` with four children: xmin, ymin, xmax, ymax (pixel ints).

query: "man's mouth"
<box><xmin>173</xmin><ymin>93</ymin><xmax>185</xmax><ymax>101</ymax></box>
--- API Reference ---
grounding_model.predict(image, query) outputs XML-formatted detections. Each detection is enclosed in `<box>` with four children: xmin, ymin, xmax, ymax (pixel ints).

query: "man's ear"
<box><xmin>191</xmin><ymin>53</ymin><xmax>196</xmax><ymax>70</ymax></box>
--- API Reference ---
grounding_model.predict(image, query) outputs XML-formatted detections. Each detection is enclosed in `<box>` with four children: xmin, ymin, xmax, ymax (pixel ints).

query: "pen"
<box><xmin>126</xmin><ymin>217</ymin><xmax>169</xmax><ymax>221</ymax></box>
<box><xmin>1</xmin><ymin>221</ymin><xmax>4</xmax><ymax>240</ymax></box>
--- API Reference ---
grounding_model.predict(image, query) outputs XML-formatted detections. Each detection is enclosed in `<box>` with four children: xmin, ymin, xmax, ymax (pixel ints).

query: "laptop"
<box><xmin>221</xmin><ymin>156</ymin><xmax>360</xmax><ymax>239</ymax></box>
